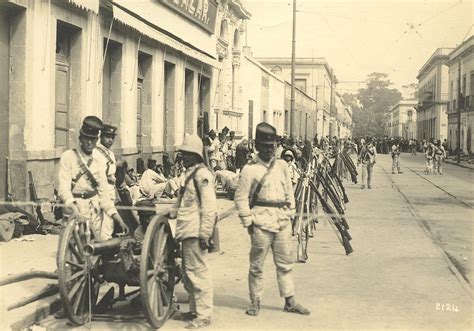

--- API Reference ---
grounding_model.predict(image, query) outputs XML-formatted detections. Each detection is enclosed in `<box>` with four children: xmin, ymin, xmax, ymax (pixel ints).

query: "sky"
<box><xmin>242</xmin><ymin>0</ymin><xmax>473</xmax><ymax>95</ymax></box>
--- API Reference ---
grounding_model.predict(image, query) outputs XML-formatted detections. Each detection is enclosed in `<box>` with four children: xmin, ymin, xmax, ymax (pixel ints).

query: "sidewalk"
<box><xmin>3</xmin><ymin>162</ymin><xmax>473</xmax><ymax>329</ymax></box>
<box><xmin>396</xmin><ymin>151</ymin><xmax>474</xmax><ymax>170</ymax></box>
<box><xmin>0</xmin><ymin>234</ymin><xmax>60</xmax><ymax>330</ymax></box>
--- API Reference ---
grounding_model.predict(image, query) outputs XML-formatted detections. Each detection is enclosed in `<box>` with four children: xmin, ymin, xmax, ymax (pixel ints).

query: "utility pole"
<box><xmin>329</xmin><ymin>68</ymin><xmax>334</xmax><ymax>137</ymax></box>
<box><xmin>457</xmin><ymin>58</ymin><xmax>461</xmax><ymax>164</ymax></box>
<box><xmin>290</xmin><ymin>0</ymin><xmax>296</xmax><ymax>137</ymax></box>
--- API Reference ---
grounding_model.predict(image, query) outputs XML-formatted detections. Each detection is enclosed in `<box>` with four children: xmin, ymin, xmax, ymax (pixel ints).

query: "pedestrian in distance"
<box><xmin>357</xmin><ymin>137</ymin><xmax>377</xmax><ymax>189</ymax></box>
<box><xmin>234</xmin><ymin>122</ymin><xmax>310</xmax><ymax>318</ymax></box>
<box><xmin>391</xmin><ymin>141</ymin><xmax>403</xmax><ymax>174</ymax></box>
<box><xmin>424</xmin><ymin>141</ymin><xmax>435</xmax><ymax>175</ymax></box>
<box><xmin>433</xmin><ymin>140</ymin><xmax>446</xmax><ymax>175</ymax></box>
<box><xmin>169</xmin><ymin>134</ymin><xmax>218</xmax><ymax>329</ymax></box>
<box><xmin>57</xmin><ymin>116</ymin><xmax>128</xmax><ymax>240</ymax></box>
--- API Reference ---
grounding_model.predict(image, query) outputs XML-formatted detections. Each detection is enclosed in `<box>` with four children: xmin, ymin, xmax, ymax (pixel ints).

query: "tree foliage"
<box><xmin>343</xmin><ymin>73</ymin><xmax>402</xmax><ymax>138</ymax></box>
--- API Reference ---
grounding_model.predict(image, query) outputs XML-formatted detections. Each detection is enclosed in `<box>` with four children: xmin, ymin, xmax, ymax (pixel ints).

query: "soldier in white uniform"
<box><xmin>96</xmin><ymin>124</ymin><xmax>117</xmax><ymax>186</ymax></box>
<box><xmin>234</xmin><ymin>122</ymin><xmax>310</xmax><ymax>317</ymax></box>
<box><xmin>58</xmin><ymin>116</ymin><xmax>128</xmax><ymax>240</ymax></box>
<box><xmin>170</xmin><ymin>134</ymin><xmax>217</xmax><ymax>329</ymax></box>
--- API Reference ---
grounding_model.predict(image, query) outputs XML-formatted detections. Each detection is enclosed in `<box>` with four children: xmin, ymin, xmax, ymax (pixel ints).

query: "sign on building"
<box><xmin>161</xmin><ymin>0</ymin><xmax>218</xmax><ymax>34</ymax></box>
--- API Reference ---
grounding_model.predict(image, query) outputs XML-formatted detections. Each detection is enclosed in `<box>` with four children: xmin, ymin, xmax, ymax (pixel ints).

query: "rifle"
<box><xmin>308</xmin><ymin>178</ymin><xmax>353</xmax><ymax>255</ymax></box>
<box><xmin>5</xmin><ymin>157</ymin><xmax>13</xmax><ymax>202</ymax></box>
<box><xmin>28</xmin><ymin>171</ymin><xmax>47</xmax><ymax>227</ymax></box>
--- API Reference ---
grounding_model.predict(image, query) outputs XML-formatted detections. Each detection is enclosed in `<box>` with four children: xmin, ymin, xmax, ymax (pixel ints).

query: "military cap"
<box><xmin>255</xmin><ymin>122</ymin><xmax>277</xmax><ymax>145</ymax></box>
<box><xmin>218</xmin><ymin>132</ymin><xmax>225</xmax><ymax>138</ymax></box>
<box><xmin>208</xmin><ymin>129</ymin><xmax>216</xmax><ymax>138</ymax></box>
<box><xmin>222</xmin><ymin>126</ymin><xmax>230</xmax><ymax>135</ymax></box>
<box><xmin>229</xmin><ymin>131</ymin><xmax>235</xmax><ymax>135</ymax></box>
<box><xmin>101</xmin><ymin>124</ymin><xmax>117</xmax><ymax>136</ymax></box>
<box><xmin>80</xmin><ymin>116</ymin><xmax>103</xmax><ymax>138</ymax></box>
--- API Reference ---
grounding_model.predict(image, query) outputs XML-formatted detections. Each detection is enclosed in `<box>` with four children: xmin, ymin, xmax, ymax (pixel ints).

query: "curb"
<box><xmin>9</xmin><ymin>295</ymin><xmax>61</xmax><ymax>331</ymax></box>
<box><xmin>444</xmin><ymin>160</ymin><xmax>474</xmax><ymax>170</ymax></box>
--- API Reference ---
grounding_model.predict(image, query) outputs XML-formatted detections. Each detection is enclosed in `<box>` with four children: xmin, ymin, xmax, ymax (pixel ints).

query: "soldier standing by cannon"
<box><xmin>170</xmin><ymin>134</ymin><xmax>218</xmax><ymax>329</ymax></box>
<box><xmin>234</xmin><ymin>122</ymin><xmax>310</xmax><ymax>317</ymax></box>
<box><xmin>57</xmin><ymin>116</ymin><xmax>128</xmax><ymax>240</ymax></box>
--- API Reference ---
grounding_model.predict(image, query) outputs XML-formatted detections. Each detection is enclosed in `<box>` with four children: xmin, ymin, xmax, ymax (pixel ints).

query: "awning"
<box><xmin>68</xmin><ymin>0</ymin><xmax>99</xmax><ymax>13</ymax></box>
<box><xmin>112</xmin><ymin>3</ymin><xmax>220</xmax><ymax>69</ymax></box>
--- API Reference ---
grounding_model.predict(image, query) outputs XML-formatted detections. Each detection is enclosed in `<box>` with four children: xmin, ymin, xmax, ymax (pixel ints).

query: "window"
<box><xmin>295</xmin><ymin>79</ymin><xmax>307</xmax><ymax>93</ymax></box>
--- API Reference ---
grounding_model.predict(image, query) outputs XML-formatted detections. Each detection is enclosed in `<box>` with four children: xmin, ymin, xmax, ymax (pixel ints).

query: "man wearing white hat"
<box><xmin>171</xmin><ymin>134</ymin><xmax>217</xmax><ymax>329</ymax></box>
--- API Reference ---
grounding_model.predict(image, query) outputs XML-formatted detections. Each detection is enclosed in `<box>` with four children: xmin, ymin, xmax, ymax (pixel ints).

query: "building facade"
<box><xmin>446</xmin><ymin>35</ymin><xmax>474</xmax><ymax>154</ymax></box>
<box><xmin>255</xmin><ymin>57</ymin><xmax>337</xmax><ymax>138</ymax></box>
<box><xmin>0</xmin><ymin>0</ymin><xmax>250</xmax><ymax>201</ymax></box>
<box><xmin>416</xmin><ymin>48</ymin><xmax>452</xmax><ymax>143</ymax></box>
<box><xmin>387</xmin><ymin>99</ymin><xmax>418</xmax><ymax>139</ymax></box>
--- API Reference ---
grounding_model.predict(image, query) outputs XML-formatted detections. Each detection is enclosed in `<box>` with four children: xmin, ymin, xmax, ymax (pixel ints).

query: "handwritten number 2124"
<box><xmin>436</xmin><ymin>303</ymin><xmax>459</xmax><ymax>312</ymax></box>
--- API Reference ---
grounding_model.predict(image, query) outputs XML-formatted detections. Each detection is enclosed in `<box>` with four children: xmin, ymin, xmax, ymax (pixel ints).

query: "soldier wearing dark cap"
<box><xmin>97</xmin><ymin>124</ymin><xmax>118</xmax><ymax>186</ymax></box>
<box><xmin>234</xmin><ymin>122</ymin><xmax>310</xmax><ymax>317</ymax></box>
<box><xmin>57</xmin><ymin>116</ymin><xmax>128</xmax><ymax>240</ymax></box>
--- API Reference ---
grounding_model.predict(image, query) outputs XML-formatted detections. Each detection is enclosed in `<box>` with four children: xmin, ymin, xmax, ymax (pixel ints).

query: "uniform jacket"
<box><xmin>207</xmin><ymin>138</ymin><xmax>221</xmax><ymax>161</ymax></box>
<box><xmin>58</xmin><ymin>148</ymin><xmax>117</xmax><ymax>217</ymax></box>
<box><xmin>174</xmin><ymin>164</ymin><xmax>217</xmax><ymax>241</ymax></box>
<box><xmin>358</xmin><ymin>144</ymin><xmax>377</xmax><ymax>164</ymax></box>
<box><xmin>96</xmin><ymin>143</ymin><xmax>116</xmax><ymax>186</ymax></box>
<box><xmin>234</xmin><ymin>156</ymin><xmax>295</xmax><ymax>232</ymax></box>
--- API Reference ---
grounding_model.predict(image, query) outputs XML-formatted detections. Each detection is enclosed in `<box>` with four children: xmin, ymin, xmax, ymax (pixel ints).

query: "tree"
<box><xmin>342</xmin><ymin>73</ymin><xmax>401</xmax><ymax>137</ymax></box>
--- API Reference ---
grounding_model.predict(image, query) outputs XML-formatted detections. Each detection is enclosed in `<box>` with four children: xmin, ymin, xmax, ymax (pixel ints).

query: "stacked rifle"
<box><xmin>292</xmin><ymin>150</ymin><xmax>353</xmax><ymax>260</ymax></box>
<box><xmin>332</xmin><ymin>149</ymin><xmax>358</xmax><ymax>184</ymax></box>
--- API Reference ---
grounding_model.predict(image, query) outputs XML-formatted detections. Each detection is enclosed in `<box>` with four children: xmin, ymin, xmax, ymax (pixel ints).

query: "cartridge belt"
<box><xmin>253</xmin><ymin>201</ymin><xmax>290</xmax><ymax>208</ymax></box>
<box><xmin>73</xmin><ymin>191</ymin><xmax>98</xmax><ymax>199</ymax></box>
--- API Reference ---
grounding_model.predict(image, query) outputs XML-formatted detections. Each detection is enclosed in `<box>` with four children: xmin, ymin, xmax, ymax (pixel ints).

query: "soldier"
<box><xmin>206</xmin><ymin>130</ymin><xmax>219</xmax><ymax>170</ymax></box>
<box><xmin>433</xmin><ymin>140</ymin><xmax>446</xmax><ymax>175</ymax></box>
<box><xmin>234</xmin><ymin>122</ymin><xmax>310</xmax><ymax>317</ymax></box>
<box><xmin>282</xmin><ymin>149</ymin><xmax>300</xmax><ymax>186</ymax></box>
<box><xmin>171</xmin><ymin>134</ymin><xmax>217</xmax><ymax>329</ymax></box>
<box><xmin>217</xmin><ymin>132</ymin><xmax>228</xmax><ymax>170</ymax></box>
<box><xmin>358</xmin><ymin>137</ymin><xmax>377</xmax><ymax>189</ymax></box>
<box><xmin>226</xmin><ymin>131</ymin><xmax>238</xmax><ymax>170</ymax></box>
<box><xmin>391</xmin><ymin>141</ymin><xmax>403</xmax><ymax>174</ymax></box>
<box><xmin>57</xmin><ymin>116</ymin><xmax>128</xmax><ymax>240</ymax></box>
<box><xmin>96</xmin><ymin>124</ymin><xmax>118</xmax><ymax>186</ymax></box>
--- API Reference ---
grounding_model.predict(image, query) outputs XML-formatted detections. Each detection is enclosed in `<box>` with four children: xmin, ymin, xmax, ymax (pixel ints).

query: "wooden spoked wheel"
<box><xmin>57</xmin><ymin>216</ymin><xmax>101</xmax><ymax>325</ymax></box>
<box><xmin>140</xmin><ymin>215</ymin><xmax>177</xmax><ymax>328</ymax></box>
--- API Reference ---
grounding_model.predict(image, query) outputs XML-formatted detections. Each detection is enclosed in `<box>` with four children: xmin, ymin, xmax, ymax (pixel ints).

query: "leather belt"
<box><xmin>254</xmin><ymin>201</ymin><xmax>290</xmax><ymax>208</ymax></box>
<box><xmin>73</xmin><ymin>191</ymin><xmax>98</xmax><ymax>199</ymax></box>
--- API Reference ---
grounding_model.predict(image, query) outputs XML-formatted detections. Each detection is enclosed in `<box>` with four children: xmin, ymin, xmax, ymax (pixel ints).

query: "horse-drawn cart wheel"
<box><xmin>140</xmin><ymin>215</ymin><xmax>177</xmax><ymax>328</ymax></box>
<box><xmin>57</xmin><ymin>215</ymin><xmax>101</xmax><ymax>325</ymax></box>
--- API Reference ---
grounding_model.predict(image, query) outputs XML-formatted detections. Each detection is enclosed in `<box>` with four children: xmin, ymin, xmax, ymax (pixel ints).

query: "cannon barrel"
<box><xmin>84</xmin><ymin>238</ymin><xmax>122</xmax><ymax>256</ymax></box>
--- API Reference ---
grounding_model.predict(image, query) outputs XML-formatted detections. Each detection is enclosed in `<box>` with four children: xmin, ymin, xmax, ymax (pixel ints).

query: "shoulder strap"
<box><xmin>73</xmin><ymin>149</ymin><xmax>98</xmax><ymax>189</ymax></box>
<box><xmin>178</xmin><ymin>164</ymin><xmax>207</xmax><ymax>207</ymax></box>
<box><xmin>250</xmin><ymin>158</ymin><xmax>276</xmax><ymax>209</ymax></box>
<box><xmin>96</xmin><ymin>146</ymin><xmax>113</xmax><ymax>164</ymax></box>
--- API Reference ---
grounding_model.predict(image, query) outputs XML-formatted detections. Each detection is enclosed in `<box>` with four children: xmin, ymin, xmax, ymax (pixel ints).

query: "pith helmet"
<box><xmin>178</xmin><ymin>134</ymin><xmax>203</xmax><ymax>159</ymax></box>
<box><xmin>255</xmin><ymin>122</ymin><xmax>277</xmax><ymax>145</ymax></box>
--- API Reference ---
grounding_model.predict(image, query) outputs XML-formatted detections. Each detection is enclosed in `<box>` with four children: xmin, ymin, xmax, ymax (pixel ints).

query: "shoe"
<box><xmin>283</xmin><ymin>303</ymin><xmax>311</xmax><ymax>315</ymax></box>
<box><xmin>398</xmin><ymin>172</ymin><xmax>403</xmax><ymax>174</ymax></box>
<box><xmin>392</xmin><ymin>172</ymin><xmax>396</xmax><ymax>174</ymax></box>
<box><xmin>361</xmin><ymin>185</ymin><xmax>365</xmax><ymax>189</ymax></box>
<box><xmin>185</xmin><ymin>318</ymin><xmax>211</xmax><ymax>329</ymax></box>
<box><xmin>245</xmin><ymin>299</ymin><xmax>260</xmax><ymax>316</ymax></box>
<box><xmin>173</xmin><ymin>311</ymin><xmax>197</xmax><ymax>321</ymax></box>
<box><xmin>368</xmin><ymin>185</ymin><xmax>372</xmax><ymax>189</ymax></box>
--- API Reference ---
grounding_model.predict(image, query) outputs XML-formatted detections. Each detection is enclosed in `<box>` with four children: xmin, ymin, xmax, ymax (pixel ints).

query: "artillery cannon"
<box><xmin>57</xmin><ymin>209</ymin><xmax>179</xmax><ymax>328</ymax></box>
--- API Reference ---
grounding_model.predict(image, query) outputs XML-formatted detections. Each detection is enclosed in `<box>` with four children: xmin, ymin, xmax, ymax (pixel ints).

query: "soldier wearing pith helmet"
<box><xmin>234</xmin><ymin>122</ymin><xmax>310</xmax><ymax>317</ymax></box>
<box><xmin>57</xmin><ymin>116</ymin><xmax>128</xmax><ymax>241</ymax></box>
<box><xmin>170</xmin><ymin>134</ymin><xmax>217</xmax><ymax>329</ymax></box>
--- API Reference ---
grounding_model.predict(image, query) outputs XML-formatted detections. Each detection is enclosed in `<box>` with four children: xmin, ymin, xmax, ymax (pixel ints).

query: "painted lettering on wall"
<box><xmin>163</xmin><ymin>0</ymin><xmax>217</xmax><ymax>34</ymax></box>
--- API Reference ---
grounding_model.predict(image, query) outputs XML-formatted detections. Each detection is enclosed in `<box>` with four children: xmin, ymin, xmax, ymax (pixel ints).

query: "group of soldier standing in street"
<box><xmin>57</xmin><ymin>116</ymin><xmax>310</xmax><ymax>329</ymax></box>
